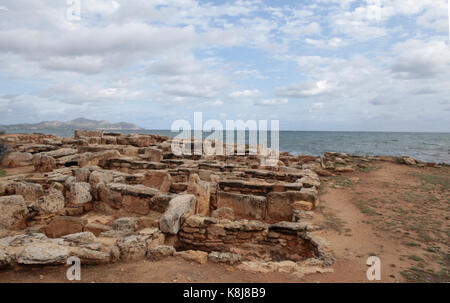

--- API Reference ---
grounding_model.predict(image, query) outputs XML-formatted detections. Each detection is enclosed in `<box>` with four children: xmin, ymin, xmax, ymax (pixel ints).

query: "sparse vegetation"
<box><xmin>329</xmin><ymin>176</ymin><xmax>353</xmax><ymax>188</ymax></box>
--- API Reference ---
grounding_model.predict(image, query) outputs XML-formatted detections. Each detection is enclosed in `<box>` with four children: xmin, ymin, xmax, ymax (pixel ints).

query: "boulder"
<box><xmin>35</xmin><ymin>188</ymin><xmax>65</xmax><ymax>214</ymax></box>
<box><xmin>7</xmin><ymin>182</ymin><xmax>44</xmax><ymax>201</ymax></box>
<box><xmin>78</xmin><ymin>150</ymin><xmax>120</xmax><ymax>167</ymax></box>
<box><xmin>401</xmin><ymin>157</ymin><xmax>417</xmax><ymax>165</ymax></box>
<box><xmin>75</xmin><ymin>167</ymin><xmax>91</xmax><ymax>182</ymax></box>
<box><xmin>208</xmin><ymin>251</ymin><xmax>241</xmax><ymax>264</ymax></box>
<box><xmin>217</xmin><ymin>192</ymin><xmax>266</xmax><ymax>220</ymax></box>
<box><xmin>116</xmin><ymin>235</ymin><xmax>148</xmax><ymax>261</ymax></box>
<box><xmin>88</xmin><ymin>170</ymin><xmax>113</xmax><ymax>187</ymax></box>
<box><xmin>1</xmin><ymin>152</ymin><xmax>33</xmax><ymax>167</ymax></box>
<box><xmin>149</xmin><ymin>194</ymin><xmax>173</xmax><ymax>213</ymax></box>
<box><xmin>98</xmin><ymin>183</ymin><xmax>159</xmax><ymax>211</ymax></box>
<box><xmin>0</xmin><ymin>195</ymin><xmax>29</xmax><ymax>230</ymax></box>
<box><xmin>143</xmin><ymin>170</ymin><xmax>172</xmax><ymax>193</ymax></box>
<box><xmin>175</xmin><ymin>250</ymin><xmax>208</xmax><ymax>264</ymax></box>
<box><xmin>68</xmin><ymin>182</ymin><xmax>92</xmax><ymax>205</ymax></box>
<box><xmin>17</xmin><ymin>242</ymin><xmax>69</xmax><ymax>265</ymax></box>
<box><xmin>211</xmin><ymin>207</ymin><xmax>235</xmax><ymax>220</ymax></box>
<box><xmin>266</xmin><ymin>190</ymin><xmax>318</xmax><ymax>223</ymax></box>
<box><xmin>187</xmin><ymin>174</ymin><xmax>210</xmax><ymax>216</ymax></box>
<box><xmin>42</xmin><ymin>148</ymin><xmax>78</xmax><ymax>159</ymax></box>
<box><xmin>148</xmin><ymin>245</ymin><xmax>176</xmax><ymax>261</ymax></box>
<box><xmin>141</xmin><ymin>147</ymin><xmax>163</xmax><ymax>162</ymax></box>
<box><xmin>159</xmin><ymin>194</ymin><xmax>196</xmax><ymax>234</ymax></box>
<box><xmin>113</xmin><ymin>217</ymin><xmax>139</xmax><ymax>232</ymax></box>
<box><xmin>45</xmin><ymin>216</ymin><xmax>87</xmax><ymax>238</ymax></box>
<box><xmin>32</xmin><ymin>154</ymin><xmax>56</xmax><ymax>172</ymax></box>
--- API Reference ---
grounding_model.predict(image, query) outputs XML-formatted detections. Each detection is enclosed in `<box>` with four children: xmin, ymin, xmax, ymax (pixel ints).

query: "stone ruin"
<box><xmin>0</xmin><ymin>130</ymin><xmax>335</xmax><ymax>277</ymax></box>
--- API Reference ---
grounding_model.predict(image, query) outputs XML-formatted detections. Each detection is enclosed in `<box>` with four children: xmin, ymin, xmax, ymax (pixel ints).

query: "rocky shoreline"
<box><xmin>0</xmin><ymin>131</ymin><xmax>439</xmax><ymax>277</ymax></box>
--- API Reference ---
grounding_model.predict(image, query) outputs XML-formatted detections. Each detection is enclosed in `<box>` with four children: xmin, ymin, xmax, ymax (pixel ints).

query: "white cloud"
<box><xmin>305</xmin><ymin>37</ymin><xmax>349</xmax><ymax>48</ymax></box>
<box><xmin>255</xmin><ymin>98</ymin><xmax>288</xmax><ymax>106</ymax></box>
<box><xmin>277</xmin><ymin>80</ymin><xmax>336</xmax><ymax>98</ymax></box>
<box><xmin>229</xmin><ymin>89</ymin><xmax>261</xmax><ymax>98</ymax></box>
<box><xmin>391</xmin><ymin>39</ymin><xmax>450</xmax><ymax>79</ymax></box>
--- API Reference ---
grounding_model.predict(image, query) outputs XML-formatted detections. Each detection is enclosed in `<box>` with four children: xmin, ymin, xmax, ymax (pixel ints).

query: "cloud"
<box><xmin>229</xmin><ymin>89</ymin><xmax>261</xmax><ymax>98</ymax></box>
<box><xmin>391</xmin><ymin>39</ymin><xmax>450</xmax><ymax>79</ymax></box>
<box><xmin>255</xmin><ymin>98</ymin><xmax>288</xmax><ymax>106</ymax></box>
<box><xmin>369</xmin><ymin>97</ymin><xmax>398</xmax><ymax>106</ymax></box>
<box><xmin>0</xmin><ymin>23</ymin><xmax>196</xmax><ymax>74</ymax></box>
<box><xmin>276</xmin><ymin>80</ymin><xmax>336</xmax><ymax>98</ymax></box>
<box><xmin>148</xmin><ymin>56</ymin><xmax>204</xmax><ymax>75</ymax></box>
<box><xmin>305</xmin><ymin>37</ymin><xmax>349</xmax><ymax>48</ymax></box>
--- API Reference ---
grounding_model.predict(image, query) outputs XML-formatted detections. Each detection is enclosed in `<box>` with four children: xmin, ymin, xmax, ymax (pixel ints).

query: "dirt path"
<box><xmin>304</xmin><ymin>161</ymin><xmax>449</xmax><ymax>282</ymax></box>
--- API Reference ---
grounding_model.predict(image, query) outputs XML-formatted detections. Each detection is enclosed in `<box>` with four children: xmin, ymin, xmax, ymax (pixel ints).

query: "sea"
<box><xmin>3</xmin><ymin>128</ymin><xmax>450</xmax><ymax>164</ymax></box>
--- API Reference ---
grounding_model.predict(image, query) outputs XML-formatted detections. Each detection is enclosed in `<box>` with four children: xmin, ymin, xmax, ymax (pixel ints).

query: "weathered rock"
<box><xmin>75</xmin><ymin>167</ymin><xmax>91</xmax><ymax>182</ymax></box>
<box><xmin>32</xmin><ymin>154</ymin><xmax>56</xmax><ymax>172</ymax></box>
<box><xmin>7</xmin><ymin>182</ymin><xmax>44</xmax><ymax>202</ymax></box>
<box><xmin>45</xmin><ymin>216</ymin><xmax>87</xmax><ymax>238</ymax></box>
<box><xmin>1</xmin><ymin>152</ymin><xmax>33</xmax><ymax>167</ymax></box>
<box><xmin>17</xmin><ymin>242</ymin><xmax>69</xmax><ymax>265</ymax></box>
<box><xmin>217</xmin><ymin>192</ymin><xmax>266</xmax><ymax>220</ymax></box>
<box><xmin>297</xmin><ymin>176</ymin><xmax>320</xmax><ymax>188</ymax></box>
<box><xmin>74</xmin><ymin>130</ymin><xmax>102</xmax><ymax>138</ymax></box>
<box><xmin>35</xmin><ymin>188</ymin><xmax>65</xmax><ymax>214</ymax></box>
<box><xmin>88</xmin><ymin>170</ymin><xmax>113</xmax><ymax>187</ymax></box>
<box><xmin>292</xmin><ymin>201</ymin><xmax>313</xmax><ymax>211</ymax></box>
<box><xmin>208</xmin><ymin>251</ymin><xmax>241</xmax><ymax>264</ymax></box>
<box><xmin>401</xmin><ymin>156</ymin><xmax>417</xmax><ymax>166</ymax></box>
<box><xmin>116</xmin><ymin>235</ymin><xmax>147</xmax><ymax>261</ymax></box>
<box><xmin>138</xmin><ymin>227</ymin><xmax>165</xmax><ymax>247</ymax></box>
<box><xmin>0</xmin><ymin>195</ymin><xmax>29</xmax><ymax>230</ymax></box>
<box><xmin>78</xmin><ymin>150</ymin><xmax>120</xmax><ymax>167</ymax></box>
<box><xmin>61</xmin><ymin>231</ymin><xmax>97</xmax><ymax>246</ymax></box>
<box><xmin>175</xmin><ymin>250</ymin><xmax>208</xmax><ymax>264</ymax></box>
<box><xmin>84</xmin><ymin>223</ymin><xmax>112</xmax><ymax>236</ymax></box>
<box><xmin>42</xmin><ymin>148</ymin><xmax>78</xmax><ymax>159</ymax></box>
<box><xmin>187</xmin><ymin>174</ymin><xmax>210</xmax><ymax>216</ymax></box>
<box><xmin>159</xmin><ymin>194</ymin><xmax>196</xmax><ymax>234</ymax></box>
<box><xmin>148</xmin><ymin>245</ymin><xmax>175</xmax><ymax>261</ymax></box>
<box><xmin>143</xmin><ymin>170</ymin><xmax>172</xmax><ymax>193</ymax></box>
<box><xmin>141</xmin><ymin>147</ymin><xmax>163</xmax><ymax>162</ymax></box>
<box><xmin>211</xmin><ymin>207</ymin><xmax>235</xmax><ymax>220</ymax></box>
<box><xmin>98</xmin><ymin>183</ymin><xmax>159</xmax><ymax>211</ymax></box>
<box><xmin>68</xmin><ymin>182</ymin><xmax>92</xmax><ymax>205</ymax></box>
<box><xmin>113</xmin><ymin>217</ymin><xmax>139</xmax><ymax>232</ymax></box>
<box><xmin>266</xmin><ymin>190</ymin><xmax>317</xmax><ymax>223</ymax></box>
<box><xmin>149</xmin><ymin>194</ymin><xmax>173</xmax><ymax>213</ymax></box>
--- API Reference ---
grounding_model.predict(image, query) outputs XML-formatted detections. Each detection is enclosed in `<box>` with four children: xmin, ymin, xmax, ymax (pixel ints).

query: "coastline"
<box><xmin>1</xmin><ymin>129</ymin><xmax>449</xmax><ymax>165</ymax></box>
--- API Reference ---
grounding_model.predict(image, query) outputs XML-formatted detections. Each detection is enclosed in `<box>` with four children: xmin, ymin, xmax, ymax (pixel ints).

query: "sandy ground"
<box><xmin>0</xmin><ymin>161</ymin><xmax>448</xmax><ymax>283</ymax></box>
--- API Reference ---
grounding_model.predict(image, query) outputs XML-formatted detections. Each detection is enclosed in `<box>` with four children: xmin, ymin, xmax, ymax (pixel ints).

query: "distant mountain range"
<box><xmin>0</xmin><ymin>118</ymin><xmax>143</xmax><ymax>131</ymax></box>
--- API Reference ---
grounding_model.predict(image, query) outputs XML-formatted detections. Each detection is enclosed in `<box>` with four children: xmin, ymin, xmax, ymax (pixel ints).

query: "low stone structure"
<box><xmin>0</xmin><ymin>130</ymin><xmax>336</xmax><ymax>277</ymax></box>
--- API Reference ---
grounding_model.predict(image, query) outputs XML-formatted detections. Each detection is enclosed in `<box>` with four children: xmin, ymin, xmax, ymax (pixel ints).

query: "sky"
<box><xmin>0</xmin><ymin>0</ymin><xmax>449</xmax><ymax>132</ymax></box>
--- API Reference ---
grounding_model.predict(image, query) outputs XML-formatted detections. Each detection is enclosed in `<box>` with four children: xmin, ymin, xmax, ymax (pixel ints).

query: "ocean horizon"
<box><xmin>4</xmin><ymin>128</ymin><xmax>450</xmax><ymax>164</ymax></box>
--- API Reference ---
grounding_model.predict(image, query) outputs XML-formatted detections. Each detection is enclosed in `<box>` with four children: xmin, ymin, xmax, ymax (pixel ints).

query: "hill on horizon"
<box><xmin>0</xmin><ymin>118</ymin><xmax>143</xmax><ymax>130</ymax></box>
